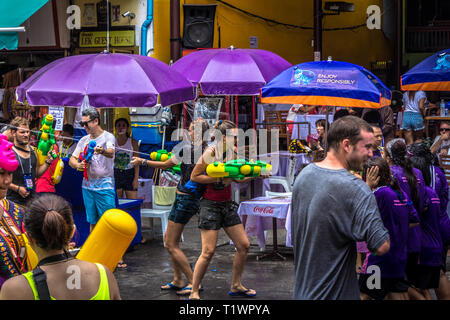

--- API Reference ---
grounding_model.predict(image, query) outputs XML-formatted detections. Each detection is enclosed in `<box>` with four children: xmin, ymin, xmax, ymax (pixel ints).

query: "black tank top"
<box><xmin>6</xmin><ymin>147</ymin><xmax>37</xmax><ymax>206</ymax></box>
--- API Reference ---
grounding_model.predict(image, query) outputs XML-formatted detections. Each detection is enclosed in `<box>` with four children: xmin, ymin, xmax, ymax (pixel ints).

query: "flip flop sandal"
<box><xmin>161</xmin><ymin>282</ymin><xmax>184</xmax><ymax>291</ymax></box>
<box><xmin>228</xmin><ymin>289</ymin><xmax>257</xmax><ymax>297</ymax></box>
<box><xmin>176</xmin><ymin>286</ymin><xmax>204</xmax><ymax>296</ymax></box>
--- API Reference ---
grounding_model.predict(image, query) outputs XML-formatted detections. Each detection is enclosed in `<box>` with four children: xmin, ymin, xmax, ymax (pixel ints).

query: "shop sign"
<box><xmin>79</xmin><ymin>30</ymin><xmax>135</xmax><ymax>47</ymax></box>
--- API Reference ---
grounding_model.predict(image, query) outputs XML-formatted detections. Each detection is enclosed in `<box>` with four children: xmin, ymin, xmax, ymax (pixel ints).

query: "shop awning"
<box><xmin>0</xmin><ymin>0</ymin><xmax>50</xmax><ymax>50</ymax></box>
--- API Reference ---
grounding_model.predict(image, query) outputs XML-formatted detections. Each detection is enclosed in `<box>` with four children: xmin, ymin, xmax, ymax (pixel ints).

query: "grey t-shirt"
<box><xmin>291</xmin><ymin>163</ymin><xmax>389</xmax><ymax>300</ymax></box>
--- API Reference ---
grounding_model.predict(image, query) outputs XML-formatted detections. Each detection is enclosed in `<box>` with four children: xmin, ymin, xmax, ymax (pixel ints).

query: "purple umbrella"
<box><xmin>171</xmin><ymin>47</ymin><xmax>292</xmax><ymax>95</ymax></box>
<box><xmin>16</xmin><ymin>52</ymin><xmax>195</xmax><ymax>107</ymax></box>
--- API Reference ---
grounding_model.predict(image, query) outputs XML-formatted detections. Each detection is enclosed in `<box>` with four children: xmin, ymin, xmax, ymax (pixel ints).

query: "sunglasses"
<box><xmin>440</xmin><ymin>128</ymin><xmax>450</xmax><ymax>132</ymax></box>
<box><xmin>80</xmin><ymin>119</ymin><xmax>95</xmax><ymax>127</ymax></box>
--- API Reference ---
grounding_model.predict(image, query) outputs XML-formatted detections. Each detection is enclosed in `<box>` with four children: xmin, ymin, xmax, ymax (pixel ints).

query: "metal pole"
<box><xmin>313</xmin><ymin>0</ymin><xmax>322</xmax><ymax>61</ymax></box>
<box><xmin>170</xmin><ymin>0</ymin><xmax>181</xmax><ymax>61</ymax></box>
<box><xmin>394</xmin><ymin>0</ymin><xmax>402</xmax><ymax>90</ymax></box>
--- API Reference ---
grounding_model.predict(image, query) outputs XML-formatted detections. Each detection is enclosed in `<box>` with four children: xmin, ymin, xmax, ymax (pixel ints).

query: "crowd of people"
<box><xmin>0</xmin><ymin>87</ymin><xmax>448</xmax><ymax>300</ymax></box>
<box><xmin>292</xmin><ymin>106</ymin><xmax>450</xmax><ymax>300</ymax></box>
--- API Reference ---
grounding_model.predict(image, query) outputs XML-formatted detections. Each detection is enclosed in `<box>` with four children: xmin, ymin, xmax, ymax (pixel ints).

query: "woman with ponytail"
<box><xmin>385</xmin><ymin>138</ymin><xmax>427</xmax><ymax>299</ymax></box>
<box><xmin>0</xmin><ymin>193</ymin><xmax>120</xmax><ymax>300</ymax></box>
<box><xmin>359</xmin><ymin>157</ymin><xmax>419</xmax><ymax>300</ymax></box>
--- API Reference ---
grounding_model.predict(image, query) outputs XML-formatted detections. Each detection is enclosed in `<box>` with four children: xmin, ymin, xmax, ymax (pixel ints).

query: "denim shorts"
<box><xmin>168</xmin><ymin>193</ymin><xmax>200</xmax><ymax>225</ymax></box>
<box><xmin>401</xmin><ymin>111</ymin><xmax>424</xmax><ymax>131</ymax></box>
<box><xmin>198</xmin><ymin>199</ymin><xmax>242</xmax><ymax>230</ymax></box>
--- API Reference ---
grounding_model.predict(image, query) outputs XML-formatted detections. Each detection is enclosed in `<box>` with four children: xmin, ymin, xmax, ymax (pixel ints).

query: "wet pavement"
<box><xmin>114</xmin><ymin>215</ymin><xmax>450</xmax><ymax>300</ymax></box>
<box><xmin>113</xmin><ymin>215</ymin><xmax>295</xmax><ymax>300</ymax></box>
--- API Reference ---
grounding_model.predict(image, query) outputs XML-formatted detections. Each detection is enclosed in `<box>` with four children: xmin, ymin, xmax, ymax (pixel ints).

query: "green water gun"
<box><xmin>149</xmin><ymin>149</ymin><xmax>180</xmax><ymax>175</ymax></box>
<box><xmin>36</xmin><ymin>114</ymin><xmax>57</xmax><ymax>166</ymax></box>
<box><xmin>206</xmin><ymin>159</ymin><xmax>272</xmax><ymax>180</ymax></box>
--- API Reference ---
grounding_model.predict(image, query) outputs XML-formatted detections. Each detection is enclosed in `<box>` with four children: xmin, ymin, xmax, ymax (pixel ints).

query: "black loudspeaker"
<box><xmin>182</xmin><ymin>5</ymin><xmax>217</xmax><ymax>49</ymax></box>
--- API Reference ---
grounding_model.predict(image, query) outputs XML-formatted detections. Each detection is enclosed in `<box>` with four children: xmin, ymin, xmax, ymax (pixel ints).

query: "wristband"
<box><xmin>142</xmin><ymin>159</ymin><xmax>147</xmax><ymax>167</ymax></box>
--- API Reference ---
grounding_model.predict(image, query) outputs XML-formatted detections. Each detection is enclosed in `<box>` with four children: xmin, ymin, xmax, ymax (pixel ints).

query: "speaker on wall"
<box><xmin>182</xmin><ymin>4</ymin><xmax>217</xmax><ymax>49</ymax></box>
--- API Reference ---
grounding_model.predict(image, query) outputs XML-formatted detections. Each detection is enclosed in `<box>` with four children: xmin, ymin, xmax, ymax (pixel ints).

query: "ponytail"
<box><xmin>386</xmin><ymin>139</ymin><xmax>420</xmax><ymax>210</ymax></box>
<box><xmin>24</xmin><ymin>194</ymin><xmax>74</xmax><ymax>251</ymax></box>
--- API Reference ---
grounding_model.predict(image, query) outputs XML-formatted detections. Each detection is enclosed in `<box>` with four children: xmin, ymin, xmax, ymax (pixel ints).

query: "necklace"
<box><xmin>38</xmin><ymin>252</ymin><xmax>73</xmax><ymax>267</ymax></box>
<box><xmin>13</xmin><ymin>145</ymin><xmax>31</xmax><ymax>153</ymax></box>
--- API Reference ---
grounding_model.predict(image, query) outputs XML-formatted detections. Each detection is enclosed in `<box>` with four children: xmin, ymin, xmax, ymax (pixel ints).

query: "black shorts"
<box><xmin>405</xmin><ymin>252</ymin><xmax>419</xmax><ymax>284</ymax></box>
<box><xmin>198</xmin><ymin>199</ymin><xmax>242</xmax><ymax>230</ymax></box>
<box><xmin>409</xmin><ymin>265</ymin><xmax>441</xmax><ymax>289</ymax></box>
<box><xmin>359</xmin><ymin>274</ymin><xmax>408</xmax><ymax>300</ymax></box>
<box><xmin>114</xmin><ymin>168</ymin><xmax>136</xmax><ymax>191</ymax></box>
<box><xmin>441</xmin><ymin>245</ymin><xmax>448</xmax><ymax>272</ymax></box>
<box><xmin>168</xmin><ymin>193</ymin><xmax>200</xmax><ymax>225</ymax></box>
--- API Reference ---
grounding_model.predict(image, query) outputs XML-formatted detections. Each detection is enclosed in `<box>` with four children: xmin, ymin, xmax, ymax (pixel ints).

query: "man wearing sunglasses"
<box><xmin>430</xmin><ymin>121</ymin><xmax>450</xmax><ymax>156</ymax></box>
<box><xmin>69</xmin><ymin>107</ymin><xmax>116</xmax><ymax>232</ymax></box>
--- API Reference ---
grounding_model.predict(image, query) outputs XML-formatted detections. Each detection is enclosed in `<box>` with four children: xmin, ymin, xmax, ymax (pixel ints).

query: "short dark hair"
<box><xmin>326</xmin><ymin>115</ymin><xmax>373</xmax><ymax>152</ymax></box>
<box><xmin>315</xmin><ymin>119</ymin><xmax>329</xmax><ymax>128</ymax></box>
<box><xmin>62</xmin><ymin>123</ymin><xmax>74</xmax><ymax>136</ymax></box>
<box><xmin>81</xmin><ymin>107</ymin><xmax>100</xmax><ymax>122</ymax></box>
<box><xmin>333</xmin><ymin>109</ymin><xmax>350</xmax><ymax>121</ymax></box>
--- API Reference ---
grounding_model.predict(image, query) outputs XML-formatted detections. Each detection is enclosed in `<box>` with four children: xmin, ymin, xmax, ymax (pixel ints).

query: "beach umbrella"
<box><xmin>171</xmin><ymin>46</ymin><xmax>291</xmax><ymax>96</ymax></box>
<box><xmin>261</xmin><ymin>58</ymin><xmax>391</xmax><ymax>109</ymax></box>
<box><xmin>16</xmin><ymin>52</ymin><xmax>195</xmax><ymax>108</ymax></box>
<box><xmin>401</xmin><ymin>49</ymin><xmax>450</xmax><ymax>91</ymax></box>
<box><xmin>171</xmin><ymin>46</ymin><xmax>291</xmax><ymax>128</ymax></box>
<box><xmin>261</xmin><ymin>58</ymin><xmax>392</xmax><ymax>150</ymax></box>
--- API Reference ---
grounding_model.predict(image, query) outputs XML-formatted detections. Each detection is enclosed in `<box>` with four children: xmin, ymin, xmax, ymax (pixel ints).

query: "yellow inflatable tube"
<box><xmin>77</xmin><ymin>209</ymin><xmax>137</xmax><ymax>272</ymax></box>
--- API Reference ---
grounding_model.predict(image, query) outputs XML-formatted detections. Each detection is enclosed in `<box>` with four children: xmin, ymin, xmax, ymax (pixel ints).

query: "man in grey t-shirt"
<box><xmin>292</xmin><ymin>116</ymin><xmax>390</xmax><ymax>300</ymax></box>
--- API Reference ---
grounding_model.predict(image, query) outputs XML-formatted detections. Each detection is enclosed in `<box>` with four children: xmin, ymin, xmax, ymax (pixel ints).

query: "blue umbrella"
<box><xmin>261</xmin><ymin>59</ymin><xmax>391</xmax><ymax>109</ymax></box>
<box><xmin>401</xmin><ymin>49</ymin><xmax>450</xmax><ymax>91</ymax></box>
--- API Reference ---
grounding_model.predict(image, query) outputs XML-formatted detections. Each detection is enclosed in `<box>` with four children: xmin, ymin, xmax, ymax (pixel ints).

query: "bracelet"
<box><xmin>142</xmin><ymin>159</ymin><xmax>147</xmax><ymax>167</ymax></box>
<box><xmin>17</xmin><ymin>185</ymin><xmax>20</xmax><ymax>193</ymax></box>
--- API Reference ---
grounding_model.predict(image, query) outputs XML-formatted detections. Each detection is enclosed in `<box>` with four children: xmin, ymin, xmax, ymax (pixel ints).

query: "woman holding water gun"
<box><xmin>131</xmin><ymin>118</ymin><xmax>209</xmax><ymax>296</ymax></box>
<box><xmin>187</xmin><ymin>120</ymin><xmax>260</xmax><ymax>300</ymax></box>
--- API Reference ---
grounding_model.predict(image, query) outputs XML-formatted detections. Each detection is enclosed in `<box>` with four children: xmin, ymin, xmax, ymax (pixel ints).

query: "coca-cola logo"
<box><xmin>253</xmin><ymin>206</ymin><xmax>275</xmax><ymax>214</ymax></box>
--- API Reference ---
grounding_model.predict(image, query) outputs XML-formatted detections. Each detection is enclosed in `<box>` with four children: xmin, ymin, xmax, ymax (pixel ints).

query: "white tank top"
<box><xmin>114</xmin><ymin>137</ymin><xmax>134</xmax><ymax>170</ymax></box>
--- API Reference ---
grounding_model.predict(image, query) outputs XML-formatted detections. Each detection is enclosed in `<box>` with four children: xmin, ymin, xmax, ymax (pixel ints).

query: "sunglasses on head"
<box><xmin>80</xmin><ymin>119</ymin><xmax>95</xmax><ymax>127</ymax></box>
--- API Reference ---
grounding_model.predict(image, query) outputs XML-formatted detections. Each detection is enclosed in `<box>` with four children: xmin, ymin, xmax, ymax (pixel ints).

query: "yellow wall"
<box><xmin>152</xmin><ymin>0</ymin><xmax>392</xmax><ymax>68</ymax></box>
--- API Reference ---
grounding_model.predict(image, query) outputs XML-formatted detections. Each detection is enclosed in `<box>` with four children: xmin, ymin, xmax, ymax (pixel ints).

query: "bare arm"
<box><xmin>374</xmin><ymin>238</ymin><xmax>390</xmax><ymax>256</ymax></box>
<box><xmin>131</xmin><ymin>156</ymin><xmax>177</xmax><ymax>170</ymax></box>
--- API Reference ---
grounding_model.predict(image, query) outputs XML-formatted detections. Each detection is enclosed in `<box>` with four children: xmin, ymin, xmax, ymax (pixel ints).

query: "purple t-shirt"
<box><xmin>431</xmin><ymin>165</ymin><xmax>450</xmax><ymax>245</ymax></box>
<box><xmin>367</xmin><ymin>186</ymin><xmax>418</xmax><ymax>278</ymax></box>
<box><xmin>390</xmin><ymin>165</ymin><xmax>426</xmax><ymax>252</ymax></box>
<box><xmin>418</xmin><ymin>187</ymin><xmax>444</xmax><ymax>266</ymax></box>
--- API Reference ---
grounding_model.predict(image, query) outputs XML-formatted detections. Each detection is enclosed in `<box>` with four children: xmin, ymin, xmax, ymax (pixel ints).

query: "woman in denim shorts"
<box><xmin>401</xmin><ymin>91</ymin><xmax>426</xmax><ymax>145</ymax></box>
<box><xmin>131</xmin><ymin>119</ymin><xmax>209</xmax><ymax>296</ymax></box>
<box><xmin>188</xmin><ymin>120</ymin><xmax>261</xmax><ymax>300</ymax></box>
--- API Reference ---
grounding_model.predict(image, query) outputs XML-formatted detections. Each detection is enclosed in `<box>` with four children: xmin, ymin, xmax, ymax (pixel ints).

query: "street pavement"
<box><xmin>114</xmin><ymin>215</ymin><xmax>295</xmax><ymax>300</ymax></box>
<box><xmin>114</xmin><ymin>215</ymin><xmax>450</xmax><ymax>300</ymax></box>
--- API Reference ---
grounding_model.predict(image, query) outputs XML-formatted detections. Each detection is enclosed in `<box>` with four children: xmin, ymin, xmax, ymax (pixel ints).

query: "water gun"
<box><xmin>78</xmin><ymin>140</ymin><xmax>97</xmax><ymax>180</ymax></box>
<box><xmin>51</xmin><ymin>158</ymin><xmax>64</xmax><ymax>185</ymax></box>
<box><xmin>206</xmin><ymin>159</ymin><xmax>272</xmax><ymax>180</ymax></box>
<box><xmin>36</xmin><ymin>114</ymin><xmax>57</xmax><ymax>165</ymax></box>
<box><xmin>150</xmin><ymin>149</ymin><xmax>181</xmax><ymax>175</ymax></box>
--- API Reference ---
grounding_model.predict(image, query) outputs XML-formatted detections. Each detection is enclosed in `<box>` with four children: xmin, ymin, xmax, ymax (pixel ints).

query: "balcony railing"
<box><xmin>406</xmin><ymin>26</ymin><xmax>450</xmax><ymax>52</ymax></box>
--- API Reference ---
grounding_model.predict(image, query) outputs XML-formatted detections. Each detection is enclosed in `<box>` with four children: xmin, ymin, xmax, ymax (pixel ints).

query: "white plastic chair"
<box><xmin>268</xmin><ymin>176</ymin><xmax>292</xmax><ymax>192</ymax></box>
<box><xmin>140</xmin><ymin>185</ymin><xmax>183</xmax><ymax>247</ymax></box>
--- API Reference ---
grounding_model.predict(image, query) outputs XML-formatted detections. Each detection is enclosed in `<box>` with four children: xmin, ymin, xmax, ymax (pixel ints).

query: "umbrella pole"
<box><xmin>325</xmin><ymin>106</ymin><xmax>329</xmax><ymax>153</ymax></box>
<box><xmin>252</xmin><ymin>96</ymin><xmax>256</xmax><ymax>129</ymax></box>
<box><xmin>235</xmin><ymin>95</ymin><xmax>239</xmax><ymax>126</ymax></box>
<box><xmin>183</xmin><ymin>102</ymin><xmax>187</xmax><ymax>129</ymax></box>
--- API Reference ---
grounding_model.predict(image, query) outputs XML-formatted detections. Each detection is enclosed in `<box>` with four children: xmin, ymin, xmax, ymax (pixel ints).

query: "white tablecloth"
<box><xmin>290</xmin><ymin>114</ymin><xmax>334</xmax><ymax>140</ymax></box>
<box><xmin>238</xmin><ymin>196</ymin><xmax>293</xmax><ymax>249</ymax></box>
